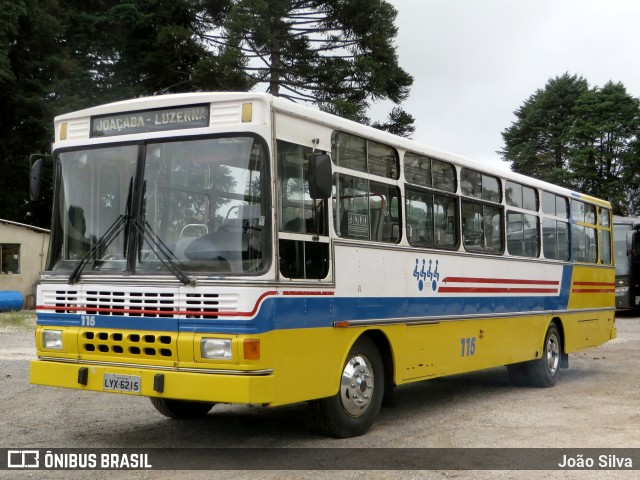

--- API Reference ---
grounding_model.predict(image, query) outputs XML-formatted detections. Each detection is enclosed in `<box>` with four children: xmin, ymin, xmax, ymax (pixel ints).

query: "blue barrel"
<box><xmin>0</xmin><ymin>291</ymin><xmax>24</xmax><ymax>312</ymax></box>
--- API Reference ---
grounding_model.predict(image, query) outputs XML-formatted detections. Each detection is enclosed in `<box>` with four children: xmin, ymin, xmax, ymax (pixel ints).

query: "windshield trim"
<box><xmin>47</xmin><ymin>133</ymin><xmax>272</xmax><ymax>279</ymax></box>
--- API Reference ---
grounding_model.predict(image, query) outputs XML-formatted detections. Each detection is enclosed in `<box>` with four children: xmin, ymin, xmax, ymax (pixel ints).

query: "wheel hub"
<box><xmin>546</xmin><ymin>334</ymin><xmax>560</xmax><ymax>375</ymax></box>
<box><xmin>340</xmin><ymin>354</ymin><xmax>374</xmax><ymax>416</ymax></box>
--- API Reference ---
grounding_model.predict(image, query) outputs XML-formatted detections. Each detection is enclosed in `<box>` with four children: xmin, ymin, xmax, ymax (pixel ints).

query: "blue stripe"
<box><xmin>37</xmin><ymin>266</ymin><xmax>574</xmax><ymax>334</ymax></box>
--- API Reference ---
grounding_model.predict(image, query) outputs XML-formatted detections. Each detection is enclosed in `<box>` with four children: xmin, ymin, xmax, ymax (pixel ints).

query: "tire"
<box><xmin>310</xmin><ymin>336</ymin><xmax>384</xmax><ymax>438</ymax></box>
<box><xmin>527</xmin><ymin>323</ymin><xmax>562</xmax><ymax>387</ymax></box>
<box><xmin>506</xmin><ymin>362</ymin><xmax>530</xmax><ymax>386</ymax></box>
<box><xmin>150</xmin><ymin>397</ymin><xmax>214</xmax><ymax>419</ymax></box>
<box><xmin>507</xmin><ymin>323</ymin><xmax>562</xmax><ymax>388</ymax></box>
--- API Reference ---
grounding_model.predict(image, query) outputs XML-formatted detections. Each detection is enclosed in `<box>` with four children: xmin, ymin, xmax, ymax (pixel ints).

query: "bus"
<box><xmin>30</xmin><ymin>92</ymin><xmax>616</xmax><ymax>437</ymax></box>
<box><xmin>613</xmin><ymin>215</ymin><xmax>640</xmax><ymax>309</ymax></box>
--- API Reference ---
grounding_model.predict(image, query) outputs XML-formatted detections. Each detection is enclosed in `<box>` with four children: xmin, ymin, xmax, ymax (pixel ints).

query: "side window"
<box><xmin>571</xmin><ymin>200</ymin><xmax>598</xmax><ymax>263</ymax></box>
<box><xmin>333</xmin><ymin>173</ymin><xmax>400</xmax><ymax>243</ymax></box>
<box><xmin>541</xmin><ymin>191</ymin><xmax>569</xmax><ymax>261</ymax></box>
<box><xmin>406</xmin><ymin>188</ymin><xmax>458</xmax><ymax>249</ymax></box>
<box><xmin>541</xmin><ymin>191</ymin><xmax>568</xmax><ymax>218</ymax></box>
<box><xmin>505</xmin><ymin>181</ymin><xmax>539</xmax><ymax>258</ymax></box>
<box><xmin>598</xmin><ymin>207</ymin><xmax>612</xmax><ymax>265</ymax></box>
<box><xmin>404</xmin><ymin>152</ymin><xmax>456</xmax><ymax>193</ymax></box>
<box><xmin>506</xmin><ymin>181</ymin><xmax>538</xmax><ymax>211</ymax></box>
<box><xmin>571</xmin><ymin>200</ymin><xmax>596</xmax><ymax>225</ymax></box>
<box><xmin>543</xmin><ymin>218</ymin><xmax>570</xmax><ymax>261</ymax></box>
<box><xmin>277</xmin><ymin>140</ymin><xmax>329</xmax><ymax>279</ymax></box>
<box><xmin>506</xmin><ymin>212</ymin><xmax>539</xmax><ymax>257</ymax></box>
<box><xmin>461</xmin><ymin>169</ymin><xmax>500</xmax><ymax>203</ymax></box>
<box><xmin>332</xmin><ymin>132</ymin><xmax>399</xmax><ymax>179</ymax></box>
<box><xmin>572</xmin><ymin>224</ymin><xmax>597</xmax><ymax>263</ymax></box>
<box><xmin>461</xmin><ymin>168</ymin><xmax>503</xmax><ymax>253</ymax></box>
<box><xmin>600</xmin><ymin>229</ymin><xmax>612</xmax><ymax>265</ymax></box>
<box><xmin>462</xmin><ymin>203</ymin><xmax>503</xmax><ymax>253</ymax></box>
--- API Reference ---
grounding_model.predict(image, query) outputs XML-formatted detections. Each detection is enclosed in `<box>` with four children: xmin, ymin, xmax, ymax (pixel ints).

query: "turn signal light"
<box><xmin>243</xmin><ymin>339</ymin><xmax>260</xmax><ymax>360</ymax></box>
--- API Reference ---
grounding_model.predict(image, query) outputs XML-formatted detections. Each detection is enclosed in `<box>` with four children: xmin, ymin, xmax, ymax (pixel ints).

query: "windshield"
<box><xmin>49</xmin><ymin>145</ymin><xmax>137</xmax><ymax>272</ymax></box>
<box><xmin>614</xmin><ymin>224</ymin><xmax>631</xmax><ymax>275</ymax></box>
<box><xmin>48</xmin><ymin>136</ymin><xmax>270</xmax><ymax>277</ymax></box>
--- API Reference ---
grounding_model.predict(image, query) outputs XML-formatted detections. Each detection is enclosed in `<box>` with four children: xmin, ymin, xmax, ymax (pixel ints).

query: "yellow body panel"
<box><xmin>32</xmin><ymin>298</ymin><xmax>616</xmax><ymax>406</ymax></box>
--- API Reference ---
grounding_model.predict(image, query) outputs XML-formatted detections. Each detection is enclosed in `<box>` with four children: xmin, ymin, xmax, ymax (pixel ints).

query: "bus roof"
<box><xmin>55</xmin><ymin>91</ymin><xmax>611</xmax><ymax>209</ymax></box>
<box><xmin>613</xmin><ymin>215</ymin><xmax>640</xmax><ymax>228</ymax></box>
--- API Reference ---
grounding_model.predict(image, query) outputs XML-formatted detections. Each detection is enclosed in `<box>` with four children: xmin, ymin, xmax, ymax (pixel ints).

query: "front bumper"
<box><xmin>30</xmin><ymin>359</ymin><xmax>275</xmax><ymax>404</ymax></box>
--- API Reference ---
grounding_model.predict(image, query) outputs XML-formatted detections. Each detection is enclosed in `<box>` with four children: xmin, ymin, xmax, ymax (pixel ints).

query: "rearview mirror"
<box><xmin>29</xmin><ymin>156</ymin><xmax>43</xmax><ymax>201</ymax></box>
<box><xmin>308</xmin><ymin>153</ymin><xmax>332</xmax><ymax>200</ymax></box>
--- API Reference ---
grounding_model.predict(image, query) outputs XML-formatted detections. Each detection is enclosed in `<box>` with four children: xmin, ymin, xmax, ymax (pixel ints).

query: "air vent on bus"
<box><xmin>184</xmin><ymin>293</ymin><xmax>220</xmax><ymax>319</ymax></box>
<box><xmin>81</xmin><ymin>330</ymin><xmax>176</xmax><ymax>359</ymax></box>
<box><xmin>55</xmin><ymin>290</ymin><xmax>79</xmax><ymax>313</ymax></box>
<box><xmin>85</xmin><ymin>291</ymin><xmax>176</xmax><ymax>317</ymax></box>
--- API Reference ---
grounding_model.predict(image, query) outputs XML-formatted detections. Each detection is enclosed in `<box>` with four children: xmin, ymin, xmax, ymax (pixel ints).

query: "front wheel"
<box><xmin>150</xmin><ymin>397</ymin><xmax>215</xmax><ymax>419</ymax></box>
<box><xmin>310</xmin><ymin>336</ymin><xmax>384</xmax><ymax>438</ymax></box>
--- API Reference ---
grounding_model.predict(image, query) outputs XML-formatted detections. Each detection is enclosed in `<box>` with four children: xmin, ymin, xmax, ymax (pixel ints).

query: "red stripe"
<box><xmin>572</xmin><ymin>288</ymin><xmax>615</xmax><ymax>293</ymax></box>
<box><xmin>282</xmin><ymin>291</ymin><xmax>335</xmax><ymax>296</ymax></box>
<box><xmin>573</xmin><ymin>281</ymin><xmax>615</xmax><ymax>287</ymax></box>
<box><xmin>438</xmin><ymin>287</ymin><xmax>558</xmax><ymax>294</ymax></box>
<box><xmin>442</xmin><ymin>277</ymin><xmax>559</xmax><ymax>285</ymax></box>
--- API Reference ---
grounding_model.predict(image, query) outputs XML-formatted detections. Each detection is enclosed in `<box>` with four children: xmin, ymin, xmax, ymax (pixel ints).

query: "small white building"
<box><xmin>0</xmin><ymin>219</ymin><xmax>50</xmax><ymax>308</ymax></box>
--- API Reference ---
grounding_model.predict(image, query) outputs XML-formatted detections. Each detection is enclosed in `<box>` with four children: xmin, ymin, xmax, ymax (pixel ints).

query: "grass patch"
<box><xmin>0</xmin><ymin>311</ymin><xmax>37</xmax><ymax>329</ymax></box>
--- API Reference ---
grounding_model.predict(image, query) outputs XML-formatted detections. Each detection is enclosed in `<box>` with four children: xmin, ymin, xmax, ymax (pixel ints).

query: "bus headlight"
<box><xmin>200</xmin><ymin>338</ymin><xmax>232</xmax><ymax>360</ymax></box>
<box><xmin>615</xmin><ymin>286</ymin><xmax>629</xmax><ymax>294</ymax></box>
<box><xmin>43</xmin><ymin>330</ymin><xmax>63</xmax><ymax>350</ymax></box>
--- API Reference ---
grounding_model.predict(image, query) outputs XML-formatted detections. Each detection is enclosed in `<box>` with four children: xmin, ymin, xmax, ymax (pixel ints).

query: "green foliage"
<box><xmin>569</xmin><ymin>82</ymin><xmax>640</xmax><ymax>214</ymax></box>
<box><xmin>372</xmin><ymin>107</ymin><xmax>416</xmax><ymax>139</ymax></box>
<box><xmin>501</xmin><ymin>73</ymin><xmax>589</xmax><ymax>187</ymax></box>
<box><xmin>500</xmin><ymin>74</ymin><xmax>640</xmax><ymax>215</ymax></box>
<box><xmin>0</xmin><ymin>0</ymin><xmax>414</xmax><ymax>228</ymax></box>
<box><xmin>206</xmin><ymin>0</ymin><xmax>414</xmax><ymax>129</ymax></box>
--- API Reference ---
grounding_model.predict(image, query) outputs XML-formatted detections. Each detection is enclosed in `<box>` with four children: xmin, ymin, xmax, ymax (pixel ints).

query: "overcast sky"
<box><xmin>373</xmin><ymin>0</ymin><xmax>640</xmax><ymax>170</ymax></box>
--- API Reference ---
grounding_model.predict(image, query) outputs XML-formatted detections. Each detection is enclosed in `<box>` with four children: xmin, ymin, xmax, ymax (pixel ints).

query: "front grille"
<box><xmin>185</xmin><ymin>293</ymin><xmax>219</xmax><ymax>319</ymax></box>
<box><xmin>54</xmin><ymin>290</ymin><xmax>79</xmax><ymax>313</ymax></box>
<box><xmin>80</xmin><ymin>329</ymin><xmax>177</xmax><ymax>359</ymax></box>
<box><xmin>42</xmin><ymin>286</ymin><xmax>240</xmax><ymax>319</ymax></box>
<box><xmin>85</xmin><ymin>290</ymin><xmax>176</xmax><ymax>317</ymax></box>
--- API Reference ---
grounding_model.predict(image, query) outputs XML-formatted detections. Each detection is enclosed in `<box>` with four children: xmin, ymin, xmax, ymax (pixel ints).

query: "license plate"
<box><xmin>103</xmin><ymin>373</ymin><xmax>141</xmax><ymax>393</ymax></box>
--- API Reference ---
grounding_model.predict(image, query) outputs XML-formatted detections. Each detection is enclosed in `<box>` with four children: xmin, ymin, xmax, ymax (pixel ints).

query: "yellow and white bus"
<box><xmin>30</xmin><ymin>92</ymin><xmax>616</xmax><ymax>437</ymax></box>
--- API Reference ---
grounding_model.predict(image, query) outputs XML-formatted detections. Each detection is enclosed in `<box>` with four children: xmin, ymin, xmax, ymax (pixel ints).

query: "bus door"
<box><xmin>276</xmin><ymin>140</ymin><xmax>331</xmax><ymax>281</ymax></box>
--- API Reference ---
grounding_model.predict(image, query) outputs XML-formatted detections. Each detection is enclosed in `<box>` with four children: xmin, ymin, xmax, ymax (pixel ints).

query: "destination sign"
<box><xmin>90</xmin><ymin>104</ymin><xmax>210</xmax><ymax>137</ymax></box>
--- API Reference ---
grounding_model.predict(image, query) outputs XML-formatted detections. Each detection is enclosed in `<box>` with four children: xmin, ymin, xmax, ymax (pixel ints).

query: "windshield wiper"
<box><xmin>133</xmin><ymin>219</ymin><xmax>195</xmax><ymax>286</ymax></box>
<box><xmin>69</xmin><ymin>178</ymin><xmax>133</xmax><ymax>285</ymax></box>
<box><xmin>68</xmin><ymin>214</ymin><xmax>129</xmax><ymax>284</ymax></box>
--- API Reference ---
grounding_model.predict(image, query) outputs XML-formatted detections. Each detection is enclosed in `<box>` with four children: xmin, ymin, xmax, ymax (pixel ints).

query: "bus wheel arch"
<box><xmin>507</xmin><ymin>319</ymin><xmax>565</xmax><ymax>388</ymax></box>
<box><xmin>310</xmin><ymin>332</ymin><xmax>389</xmax><ymax>437</ymax></box>
<box><xmin>550</xmin><ymin>317</ymin><xmax>569</xmax><ymax>368</ymax></box>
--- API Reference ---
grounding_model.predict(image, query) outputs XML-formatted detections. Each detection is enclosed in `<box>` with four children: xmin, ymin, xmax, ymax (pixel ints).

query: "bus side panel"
<box><xmin>396</xmin><ymin>316</ymin><xmax>549</xmax><ymax>383</ymax></box>
<box><xmin>564</xmin><ymin>265</ymin><xmax>616</xmax><ymax>351</ymax></box>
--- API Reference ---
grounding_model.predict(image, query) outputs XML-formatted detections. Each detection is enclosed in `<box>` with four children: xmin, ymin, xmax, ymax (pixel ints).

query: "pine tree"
<box><xmin>569</xmin><ymin>82</ymin><xmax>640</xmax><ymax>213</ymax></box>
<box><xmin>204</xmin><ymin>0</ymin><xmax>413</xmax><ymax>128</ymax></box>
<box><xmin>500</xmin><ymin>74</ymin><xmax>640</xmax><ymax>215</ymax></box>
<box><xmin>500</xmin><ymin>73</ymin><xmax>589</xmax><ymax>187</ymax></box>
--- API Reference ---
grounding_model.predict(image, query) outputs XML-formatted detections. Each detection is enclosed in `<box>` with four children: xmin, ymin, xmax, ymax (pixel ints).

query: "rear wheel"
<box><xmin>507</xmin><ymin>323</ymin><xmax>562</xmax><ymax>388</ymax></box>
<box><xmin>528</xmin><ymin>324</ymin><xmax>562</xmax><ymax>387</ymax></box>
<box><xmin>150</xmin><ymin>398</ymin><xmax>215</xmax><ymax>419</ymax></box>
<box><xmin>310</xmin><ymin>336</ymin><xmax>384</xmax><ymax>438</ymax></box>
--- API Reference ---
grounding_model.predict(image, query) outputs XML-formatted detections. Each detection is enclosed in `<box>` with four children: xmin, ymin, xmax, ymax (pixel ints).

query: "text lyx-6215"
<box><xmin>103</xmin><ymin>373</ymin><xmax>141</xmax><ymax>393</ymax></box>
